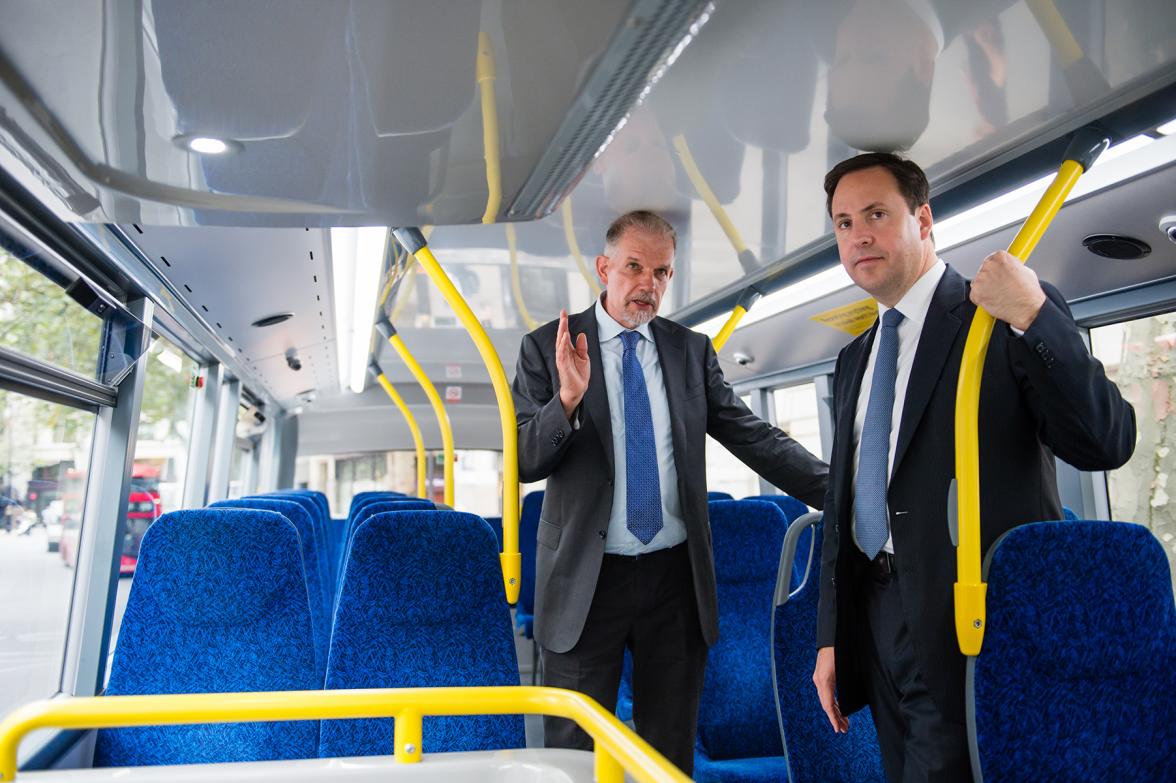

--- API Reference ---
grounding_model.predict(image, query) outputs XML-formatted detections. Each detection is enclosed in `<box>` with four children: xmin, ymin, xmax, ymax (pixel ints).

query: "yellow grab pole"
<box><xmin>477</xmin><ymin>31</ymin><xmax>501</xmax><ymax>224</ymax></box>
<box><xmin>370</xmin><ymin>365</ymin><xmax>427</xmax><ymax>499</ymax></box>
<box><xmin>562</xmin><ymin>197</ymin><xmax>602</xmax><ymax>298</ymax></box>
<box><xmin>953</xmin><ymin>128</ymin><xmax>1107</xmax><ymax>655</ymax></box>
<box><xmin>377</xmin><ymin>320</ymin><xmax>455</xmax><ymax>507</ymax></box>
<box><xmin>392</xmin><ymin>228</ymin><xmax>520</xmax><ymax>604</ymax></box>
<box><xmin>507</xmin><ymin>223</ymin><xmax>540</xmax><ymax>330</ymax></box>
<box><xmin>1026</xmin><ymin>0</ymin><xmax>1084</xmax><ymax>66</ymax></box>
<box><xmin>711</xmin><ymin>286</ymin><xmax>763</xmax><ymax>353</ymax></box>
<box><xmin>0</xmin><ymin>686</ymin><xmax>691</xmax><ymax>783</ymax></box>
<box><xmin>672</xmin><ymin>133</ymin><xmax>759</xmax><ymax>275</ymax></box>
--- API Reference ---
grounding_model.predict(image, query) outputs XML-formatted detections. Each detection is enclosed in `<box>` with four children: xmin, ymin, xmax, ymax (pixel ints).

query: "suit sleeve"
<box><xmin>1005</xmin><ymin>284</ymin><xmax>1136</xmax><ymax>470</ymax></box>
<box><xmin>815</xmin><ymin>355</ymin><xmax>843</xmax><ymax>649</ymax></box>
<box><xmin>513</xmin><ymin>330</ymin><xmax>581</xmax><ymax>483</ymax></box>
<box><xmin>702</xmin><ymin>338</ymin><xmax>829</xmax><ymax>508</ymax></box>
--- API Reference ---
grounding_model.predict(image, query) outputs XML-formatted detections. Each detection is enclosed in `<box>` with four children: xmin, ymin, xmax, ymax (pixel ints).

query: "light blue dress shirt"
<box><xmin>594</xmin><ymin>298</ymin><xmax>687</xmax><ymax>555</ymax></box>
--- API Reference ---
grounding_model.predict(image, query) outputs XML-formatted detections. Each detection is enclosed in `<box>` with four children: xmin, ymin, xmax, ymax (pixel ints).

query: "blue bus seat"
<box><xmin>967</xmin><ymin>520</ymin><xmax>1175</xmax><ymax>782</ymax></box>
<box><xmin>95</xmin><ymin>509</ymin><xmax>320</xmax><ymax>766</ymax></box>
<box><xmin>1061</xmin><ymin>505</ymin><xmax>1078</xmax><ymax>520</ymax></box>
<box><xmin>515</xmin><ymin>490</ymin><xmax>544</xmax><ymax>635</ymax></box>
<box><xmin>483</xmin><ymin>515</ymin><xmax>503</xmax><ymax>548</ymax></box>
<box><xmin>347</xmin><ymin>491</ymin><xmax>405</xmax><ymax>520</ymax></box>
<box><xmin>320</xmin><ymin>510</ymin><xmax>524</xmax><ymax>757</ymax></box>
<box><xmin>742</xmin><ymin>494</ymin><xmax>808</xmax><ymax>524</ymax></box>
<box><xmin>692</xmin><ymin>500</ymin><xmax>792</xmax><ymax>782</ymax></box>
<box><xmin>707</xmin><ymin>491</ymin><xmax>734</xmax><ymax>501</ymax></box>
<box><xmin>211</xmin><ymin>498</ymin><xmax>329</xmax><ymax>676</ymax></box>
<box><xmin>772</xmin><ymin>511</ymin><xmax>885</xmax><ymax>782</ymax></box>
<box><xmin>250</xmin><ymin>492</ymin><xmax>333</xmax><ymax>591</ymax></box>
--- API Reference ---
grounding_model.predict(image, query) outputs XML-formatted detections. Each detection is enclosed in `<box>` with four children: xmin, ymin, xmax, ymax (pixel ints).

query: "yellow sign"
<box><xmin>810</xmin><ymin>297</ymin><xmax>878</xmax><ymax>336</ymax></box>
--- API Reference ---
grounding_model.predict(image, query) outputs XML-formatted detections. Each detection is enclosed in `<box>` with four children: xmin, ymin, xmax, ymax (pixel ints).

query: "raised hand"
<box><xmin>555</xmin><ymin>309</ymin><xmax>590</xmax><ymax>419</ymax></box>
<box><xmin>970</xmin><ymin>250</ymin><xmax>1047</xmax><ymax>332</ymax></box>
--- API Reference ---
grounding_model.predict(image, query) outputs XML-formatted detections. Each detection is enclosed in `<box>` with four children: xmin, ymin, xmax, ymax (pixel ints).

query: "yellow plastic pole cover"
<box><xmin>0</xmin><ymin>687</ymin><xmax>691</xmax><ymax>783</ymax></box>
<box><xmin>477</xmin><ymin>31</ymin><xmax>501</xmax><ymax>224</ymax></box>
<box><xmin>712</xmin><ymin>306</ymin><xmax>747</xmax><ymax>353</ymax></box>
<box><xmin>373</xmin><ymin>370</ymin><xmax>427</xmax><ymax>499</ymax></box>
<box><xmin>395</xmin><ymin>232</ymin><xmax>520</xmax><ymax>605</ymax></box>
<box><xmin>388</xmin><ymin>333</ymin><xmax>455</xmax><ymax>507</ymax></box>
<box><xmin>507</xmin><ymin>223</ymin><xmax>540</xmax><ymax>330</ymax></box>
<box><xmin>953</xmin><ymin>158</ymin><xmax>1086</xmax><ymax>656</ymax></box>
<box><xmin>562</xmin><ymin>198</ymin><xmax>602</xmax><ymax>298</ymax></box>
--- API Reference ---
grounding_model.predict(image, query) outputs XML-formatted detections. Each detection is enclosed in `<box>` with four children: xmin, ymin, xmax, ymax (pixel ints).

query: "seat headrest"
<box><xmin>709</xmin><ymin>500</ymin><xmax>790</xmax><ymax>582</ymax></box>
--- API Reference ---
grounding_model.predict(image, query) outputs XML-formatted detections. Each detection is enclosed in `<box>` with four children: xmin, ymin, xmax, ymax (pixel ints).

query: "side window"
<box><xmin>0</xmin><ymin>388</ymin><xmax>96</xmax><ymax>715</ymax></box>
<box><xmin>1090</xmin><ymin>314</ymin><xmax>1176</xmax><ymax>588</ymax></box>
<box><xmin>705</xmin><ymin>394</ymin><xmax>762</xmax><ymax>498</ymax></box>
<box><xmin>772</xmin><ymin>383</ymin><xmax>823</xmax><ymax>460</ymax></box>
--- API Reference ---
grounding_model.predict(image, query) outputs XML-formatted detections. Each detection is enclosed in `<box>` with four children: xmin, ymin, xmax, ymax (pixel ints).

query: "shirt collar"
<box><xmin>879</xmin><ymin>258</ymin><xmax>946</xmax><ymax>331</ymax></box>
<box><xmin>595</xmin><ymin>296</ymin><xmax>653</xmax><ymax>343</ymax></box>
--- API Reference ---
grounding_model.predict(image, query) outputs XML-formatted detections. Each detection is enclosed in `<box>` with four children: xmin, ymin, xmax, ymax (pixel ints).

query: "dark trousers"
<box><xmin>861</xmin><ymin>555</ymin><xmax>973</xmax><ymax>783</ymax></box>
<box><xmin>540</xmin><ymin>542</ymin><xmax>708</xmax><ymax>775</ymax></box>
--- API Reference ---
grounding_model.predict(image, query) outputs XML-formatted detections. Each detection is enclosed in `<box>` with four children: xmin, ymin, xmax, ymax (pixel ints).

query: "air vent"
<box><xmin>251</xmin><ymin>312</ymin><xmax>295</xmax><ymax>327</ymax></box>
<box><xmin>1082</xmin><ymin>234</ymin><xmax>1151</xmax><ymax>260</ymax></box>
<box><xmin>507</xmin><ymin>0</ymin><xmax>714</xmax><ymax>219</ymax></box>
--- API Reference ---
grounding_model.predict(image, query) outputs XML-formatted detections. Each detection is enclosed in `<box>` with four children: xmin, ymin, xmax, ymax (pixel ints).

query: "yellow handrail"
<box><xmin>0</xmin><ymin>686</ymin><xmax>691</xmax><ymax>783</ymax></box>
<box><xmin>711</xmin><ymin>286</ymin><xmax>763</xmax><ymax>353</ymax></box>
<box><xmin>378</xmin><ymin>321</ymin><xmax>455</xmax><ymax>507</ymax></box>
<box><xmin>477</xmin><ymin>31</ymin><xmax>501</xmax><ymax>224</ymax></box>
<box><xmin>370</xmin><ymin>365</ymin><xmax>427</xmax><ymax>499</ymax></box>
<box><xmin>507</xmin><ymin>223</ymin><xmax>540</xmax><ymax>330</ymax></box>
<box><xmin>953</xmin><ymin>129</ymin><xmax>1107</xmax><ymax>655</ymax></box>
<box><xmin>672</xmin><ymin>133</ymin><xmax>759</xmax><ymax>275</ymax></box>
<box><xmin>393</xmin><ymin>228</ymin><xmax>520</xmax><ymax>605</ymax></box>
<box><xmin>562</xmin><ymin>197</ymin><xmax>602</xmax><ymax>298</ymax></box>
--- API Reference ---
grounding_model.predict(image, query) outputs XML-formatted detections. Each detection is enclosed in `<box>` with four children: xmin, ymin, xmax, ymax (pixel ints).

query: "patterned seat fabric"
<box><xmin>515</xmin><ymin>490</ymin><xmax>544</xmax><ymax>635</ymax></box>
<box><xmin>95</xmin><ymin>509</ymin><xmax>320</xmax><ymax>766</ymax></box>
<box><xmin>968</xmin><ymin>520</ymin><xmax>1176</xmax><ymax>782</ymax></box>
<box><xmin>320</xmin><ymin>510</ymin><xmax>524</xmax><ymax>757</ymax></box>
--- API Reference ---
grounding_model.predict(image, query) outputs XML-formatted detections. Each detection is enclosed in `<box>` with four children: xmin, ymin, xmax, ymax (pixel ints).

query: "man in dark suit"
<box><xmin>513</xmin><ymin>210</ymin><xmax>828</xmax><ymax>774</ymax></box>
<box><xmin>811</xmin><ymin>153</ymin><xmax>1135</xmax><ymax>782</ymax></box>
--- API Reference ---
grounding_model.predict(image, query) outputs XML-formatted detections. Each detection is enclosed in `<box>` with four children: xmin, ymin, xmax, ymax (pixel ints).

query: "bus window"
<box><xmin>0</xmin><ymin>388</ymin><xmax>95</xmax><ymax>717</ymax></box>
<box><xmin>1090</xmin><ymin>313</ymin><xmax>1176</xmax><ymax>587</ymax></box>
<box><xmin>706</xmin><ymin>395</ymin><xmax>761</xmax><ymax>498</ymax></box>
<box><xmin>772</xmin><ymin>383</ymin><xmax>823</xmax><ymax>461</ymax></box>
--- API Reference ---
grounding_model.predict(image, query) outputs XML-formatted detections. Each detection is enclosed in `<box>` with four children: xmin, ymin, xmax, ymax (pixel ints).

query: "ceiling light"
<box><xmin>330</xmin><ymin>227</ymin><xmax>388</xmax><ymax>394</ymax></box>
<box><xmin>695</xmin><ymin>266</ymin><xmax>853</xmax><ymax>337</ymax></box>
<box><xmin>1157</xmin><ymin>118</ymin><xmax>1176</xmax><ymax>136</ymax></box>
<box><xmin>251</xmin><ymin>312</ymin><xmax>294</xmax><ymax>328</ymax></box>
<box><xmin>173</xmin><ymin>134</ymin><xmax>239</xmax><ymax>155</ymax></box>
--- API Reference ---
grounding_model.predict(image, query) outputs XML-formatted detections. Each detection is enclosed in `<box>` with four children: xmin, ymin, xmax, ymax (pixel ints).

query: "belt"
<box><xmin>869</xmin><ymin>551</ymin><xmax>897</xmax><ymax>576</ymax></box>
<box><xmin>603</xmin><ymin>541</ymin><xmax>686</xmax><ymax>562</ymax></box>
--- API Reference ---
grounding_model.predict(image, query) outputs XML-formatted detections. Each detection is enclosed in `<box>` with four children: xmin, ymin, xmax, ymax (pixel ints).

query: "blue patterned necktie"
<box><xmin>620</xmin><ymin>330</ymin><xmax>663</xmax><ymax>544</ymax></box>
<box><xmin>855</xmin><ymin>308</ymin><xmax>905</xmax><ymax>560</ymax></box>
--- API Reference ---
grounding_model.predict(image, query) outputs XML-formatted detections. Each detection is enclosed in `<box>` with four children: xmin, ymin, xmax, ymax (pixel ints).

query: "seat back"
<box><xmin>968</xmin><ymin>520</ymin><xmax>1175</xmax><ymax>782</ymax></box>
<box><xmin>347</xmin><ymin>491</ymin><xmax>404</xmax><ymax>519</ymax></box>
<box><xmin>745</xmin><ymin>494</ymin><xmax>810</xmax><ymax>589</ymax></box>
<box><xmin>212</xmin><ymin>498</ymin><xmax>328</xmax><ymax>675</ymax></box>
<box><xmin>321</xmin><ymin>510</ymin><xmax>524</xmax><ymax>757</ymax></box>
<box><xmin>343</xmin><ymin>499</ymin><xmax>435</xmax><ymax>558</ymax></box>
<box><xmin>772</xmin><ymin>512</ymin><xmax>885</xmax><ymax>782</ymax></box>
<box><xmin>696</xmin><ymin>500</ymin><xmax>788</xmax><ymax>761</ymax></box>
<box><xmin>249</xmin><ymin>492</ymin><xmax>333</xmax><ymax>588</ymax></box>
<box><xmin>95</xmin><ymin>509</ymin><xmax>319</xmax><ymax>766</ymax></box>
<box><xmin>706</xmin><ymin>490</ymin><xmax>734</xmax><ymax>501</ymax></box>
<box><xmin>519</xmin><ymin>490</ymin><xmax>544</xmax><ymax>616</ymax></box>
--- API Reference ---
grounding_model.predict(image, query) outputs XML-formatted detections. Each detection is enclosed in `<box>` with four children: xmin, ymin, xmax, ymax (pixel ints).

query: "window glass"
<box><xmin>0</xmin><ymin>388</ymin><xmax>95</xmax><ymax>715</ymax></box>
<box><xmin>772</xmin><ymin>383</ymin><xmax>823</xmax><ymax>460</ymax></box>
<box><xmin>1090</xmin><ymin>314</ymin><xmax>1176</xmax><ymax>588</ymax></box>
<box><xmin>705</xmin><ymin>394</ymin><xmax>762</xmax><ymax>499</ymax></box>
<box><xmin>227</xmin><ymin>443</ymin><xmax>252</xmax><ymax>500</ymax></box>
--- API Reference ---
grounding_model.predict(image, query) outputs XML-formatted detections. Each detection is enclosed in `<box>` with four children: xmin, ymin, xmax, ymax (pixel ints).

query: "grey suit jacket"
<box><xmin>513</xmin><ymin>303</ymin><xmax>829</xmax><ymax>653</ymax></box>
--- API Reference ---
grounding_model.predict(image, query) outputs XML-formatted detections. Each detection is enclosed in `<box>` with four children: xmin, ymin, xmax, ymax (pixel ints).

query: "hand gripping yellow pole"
<box><xmin>0</xmin><ymin>686</ymin><xmax>691</xmax><ymax>783</ymax></box>
<box><xmin>711</xmin><ymin>286</ymin><xmax>764</xmax><ymax>353</ymax></box>
<box><xmin>562</xmin><ymin>197</ymin><xmax>602</xmax><ymax>298</ymax></box>
<box><xmin>672</xmin><ymin>133</ymin><xmax>760</xmax><ymax>275</ymax></box>
<box><xmin>477</xmin><ymin>31</ymin><xmax>501</xmax><ymax>225</ymax></box>
<box><xmin>369</xmin><ymin>364</ymin><xmax>427</xmax><ymax>499</ymax></box>
<box><xmin>953</xmin><ymin>128</ymin><xmax>1108</xmax><ymax>655</ymax></box>
<box><xmin>393</xmin><ymin>227</ymin><xmax>520</xmax><ymax>604</ymax></box>
<box><xmin>377</xmin><ymin>319</ymin><xmax>455</xmax><ymax>507</ymax></box>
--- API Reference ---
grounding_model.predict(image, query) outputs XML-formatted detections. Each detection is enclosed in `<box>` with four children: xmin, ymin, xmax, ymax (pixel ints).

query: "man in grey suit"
<box><xmin>512</xmin><ymin>210</ymin><xmax>829</xmax><ymax>773</ymax></box>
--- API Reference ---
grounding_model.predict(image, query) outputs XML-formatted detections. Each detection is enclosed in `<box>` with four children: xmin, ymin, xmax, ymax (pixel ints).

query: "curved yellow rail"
<box><xmin>672</xmin><ymin>134</ymin><xmax>759</xmax><ymax>275</ymax></box>
<box><xmin>0</xmin><ymin>686</ymin><xmax>690</xmax><ymax>783</ymax></box>
<box><xmin>393</xmin><ymin>228</ymin><xmax>520</xmax><ymax>604</ymax></box>
<box><xmin>507</xmin><ymin>223</ymin><xmax>540</xmax><ymax>330</ymax></box>
<box><xmin>711</xmin><ymin>287</ymin><xmax>763</xmax><ymax>353</ymax></box>
<box><xmin>1026</xmin><ymin>0</ymin><xmax>1084</xmax><ymax>66</ymax></box>
<box><xmin>562</xmin><ymin>197</ymin><xmax>602</xmax><ymax>298</ymax></box>
<box><xmin>477</xmin><ymin>31</ymin><xmax>501</xmax><ymax>225</ymax></box>
<box><xmin>387</xmin><ymin>331</ymin><xmax>455</xmax><ymax>507</ymax></box>
<box><xmin>954</xmin><ymin>129</ymin><xmax>1106</xmax><ymax>655</ymax></box>
<box><xmin>372</xmin><ymin>367</ymin><xmax>427</xmax><ymax>499</ymax></box>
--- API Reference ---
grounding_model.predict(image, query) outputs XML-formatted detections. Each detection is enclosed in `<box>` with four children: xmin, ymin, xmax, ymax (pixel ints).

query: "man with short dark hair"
<box><xmin>513</xmin><ymin>209</ymin><xmax>828</xmax><ymax>774</ymax></box>
<box><xmin>812</xmin><ymin>153</ymin><xmax>1135</xmax><ymax>782</ymax></box>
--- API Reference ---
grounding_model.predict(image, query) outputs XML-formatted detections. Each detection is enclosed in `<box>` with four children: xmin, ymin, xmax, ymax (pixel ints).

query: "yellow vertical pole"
<box><xmin>507</xmin><ymin>223</ymin><xmax>540</xmax><ymax>330</ymax></box>
<box><xmin>393</xmin><ymin>708</ymin><xmax>422</xmax><ymax>763</ymax></box>
<box><xmin>562</xmin><ymin>197</ymin><xmax>602</xmax><ymax>298</ymax></box>
<box><xmin>711</xmin><ymin>287</ymin><xmax>764</xmax><ymax>353</ymax></box>
<box><xmin>370</xmin><ymin>365</ymin><xmax>427</xmax><ymax>499</ymax></box>
<box><xmin>477</xmin><ymin>32</ymin><xmax>501</xmax><ymax>224</ymax></box>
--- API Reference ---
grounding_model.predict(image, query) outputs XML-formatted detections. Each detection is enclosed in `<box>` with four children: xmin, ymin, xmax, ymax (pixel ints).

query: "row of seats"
<box><xmin>96</xmin><ymin>489</ymin><xmax>525</xmax><ymax>766</ymax></box>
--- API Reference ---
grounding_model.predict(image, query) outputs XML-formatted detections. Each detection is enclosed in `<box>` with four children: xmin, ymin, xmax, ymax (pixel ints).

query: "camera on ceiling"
<box><xmin>733</xmin><ymin>351</ymin><xmax>754</xmax><ymax>367</ymax></box>
<box><xmin>1160</xmin><ymin>214</ymin><xmax>1176</xmax><ymax>245</ymax></box>
<box><xmin>285</xmin><ymin>348</ymin><xmax>302</xmax><ymax>372</ymax></box>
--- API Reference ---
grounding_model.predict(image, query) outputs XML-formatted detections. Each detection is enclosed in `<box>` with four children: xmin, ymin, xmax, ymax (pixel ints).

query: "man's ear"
<box><xmin>595</xmin><ymin>255</ymin><xmax>609</xmax><ymax>286</ymax></box>
<box><xmin>918</xmin><ymin>203</ymin><xmax>933</xmax><ymax>241</ymax></box>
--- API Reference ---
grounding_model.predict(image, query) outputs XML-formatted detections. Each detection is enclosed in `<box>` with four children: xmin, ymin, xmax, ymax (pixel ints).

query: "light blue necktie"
<box><xmin>620</xmin><ymin>330</ymin><xmax>663</xmax><ymax>545</ymax></box>
<box><xmin>855</xmin><ymin>308</ymin><xmax>905</xmax><ymax>560</ymax></box>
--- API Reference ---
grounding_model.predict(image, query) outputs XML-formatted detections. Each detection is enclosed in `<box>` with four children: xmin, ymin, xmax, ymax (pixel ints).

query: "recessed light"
<box><xmin>173</xmin><ymin>134</ymin><xmax>240</xmax><ymax>155</ymax></box>
<box><xmin>1082</xmin><ymin>234</ymin><xmax>1151</xmax><ymax>260</ymax></box>
<box><xmin>251</xmin><ymin>312</ymin><xmax>294</xmax><ymax>328</ymax></box>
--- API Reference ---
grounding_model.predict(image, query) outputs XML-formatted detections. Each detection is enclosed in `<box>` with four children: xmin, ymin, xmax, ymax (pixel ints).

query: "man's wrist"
<box><xmin>1011</xmin><ymin>290</ymin><xmax>1047</xmax><ymax>332</ymax></box>
<box><xmin>560</xmin><ymin>389</ymin><xmax>583</xmax><ymax>420</ymax></box>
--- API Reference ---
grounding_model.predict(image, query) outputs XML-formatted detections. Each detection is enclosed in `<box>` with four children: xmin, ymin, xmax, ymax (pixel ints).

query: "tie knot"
<box><xmin>620</xmin><ymin>330</ymin><xmax>641</xmax><ymax>351</ymax></box>
<box><xmin>882</xmin><ymin>308</ymin><xmax>905</xmax><ymax>329</ymax></box>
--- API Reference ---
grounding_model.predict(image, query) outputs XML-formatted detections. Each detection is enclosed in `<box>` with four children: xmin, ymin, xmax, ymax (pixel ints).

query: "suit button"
<box><xmin>831</xmin><ymin>577</ymin><xmax>836</xmax><ymax>587</ymax></box>
<box><xmin>598</xmin><ymin>530</ymin><xmax>607</xmax><ymax>539</ymax></box>
<box><xmin>551</xmin><ymin>429</ymin><xmax>565</xmax><ymax>446</ymax></box>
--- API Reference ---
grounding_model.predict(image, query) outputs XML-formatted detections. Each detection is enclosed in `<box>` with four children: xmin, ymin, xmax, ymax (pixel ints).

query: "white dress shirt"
<box><xmin>852</xmin><ymin>259</ymin><xmax>947</xmax><ymax>555</ymax></box>
<box><xmin>594</xmin><ymin>298</ymin><xmax>687</xmax><ymax>555</ymax></box>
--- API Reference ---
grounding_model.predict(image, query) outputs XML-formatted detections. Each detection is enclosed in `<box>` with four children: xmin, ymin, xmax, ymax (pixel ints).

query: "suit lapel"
<box><xmin>650</xmin><ymin>318</ymin><xmax>689</xmax><ymax>472</ymax></box>
<box><xmin>891</xmin><ymin>266</ymin><xmax>969</xmax><ymax>478</ymax></box>
<box><xmin>574</xmin><ymin>305</ymin><xmax>615</xmax><ymax>475</ymax></box>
